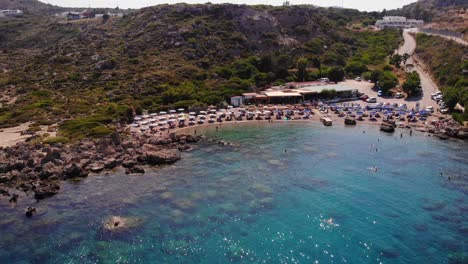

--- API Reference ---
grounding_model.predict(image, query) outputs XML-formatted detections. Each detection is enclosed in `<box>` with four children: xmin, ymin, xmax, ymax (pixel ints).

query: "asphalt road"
<box><xmin>397</xmin><ymin>29</ymin><xmax>440</xmax><ymax>111</ymax></box>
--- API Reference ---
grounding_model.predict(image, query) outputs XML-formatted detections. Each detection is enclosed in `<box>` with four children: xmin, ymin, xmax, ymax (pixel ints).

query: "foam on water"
<box><xmin>0</xmin><ymin>122</ymin><xmax>467</xmax><ymax>263</ymax></box>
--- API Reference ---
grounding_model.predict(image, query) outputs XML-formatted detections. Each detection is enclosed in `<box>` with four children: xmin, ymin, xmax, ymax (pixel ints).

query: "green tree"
<box><xmin>312</xmin><ymin>57</ymin><xmax>322</xmax><ymax>78</ymax></box>
<box><xmin>378</xmin><ymin>71</ymin><xmax>398</xmax><ymax>92</ymax></box>
<box><xmin>253</xmin><ymin>73</ymin><xmax>269</xmax><ymax>87</ymax></box>
<box><xmin>232</xmin><ymin>61</ymin><xmax>258</xmax><ymax>79</ymax></box>
<box><xmin>443</xmin><ymin>86</ymin><xmax>460</xmax><ymax>111</ymax></box>
<box><xmin>296</xmin><ymin>57</ymin><xmax>308</xmax><ymax>82</ymax></box>
<box><xmin>390</xmin><ymin>54</ymin><xmax>402</xmax><ymax>68</ymax></box>
<box><xmin>328</xmin><ymin>67</ymin><xmax>345</xmax><ymax>83</ymax></box>
<box><xmin>344</xmin><ymin>61</ymin><xmax>368</xmax><ymax>76</ymax></box>
<box><xmin>402</xmin><ymin>72</ymin><xmax>421</xmax><ymax>96</ymax></box>
<box><xmin>370</xmin><ymin>70</ymin><xmax>383</xmax><ymax>83</ymax></box>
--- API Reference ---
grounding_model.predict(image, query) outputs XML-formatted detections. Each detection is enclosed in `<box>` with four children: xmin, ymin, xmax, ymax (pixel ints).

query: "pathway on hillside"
<box><xmin>398</xmin><ymin>29</ymin><xmax>439</xmax><ymax>110</ymax></box>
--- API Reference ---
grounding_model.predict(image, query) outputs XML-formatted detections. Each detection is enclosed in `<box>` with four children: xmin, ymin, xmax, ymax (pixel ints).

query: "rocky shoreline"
<box><xmin>0</xmin><ymin>131</ymin><xmax>201</xmax><ymax>205</ymax></box>
<box><xmin>1</xmin><ymin>114</ymin><xmax>466</xmax><ymax>211</ymax></box>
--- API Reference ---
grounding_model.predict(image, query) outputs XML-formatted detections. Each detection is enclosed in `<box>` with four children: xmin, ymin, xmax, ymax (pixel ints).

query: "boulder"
<box><xmin>122</xmin><ymin>159</ymin><xmax>137</xmax><ymax>168</ymax></box>
<box><xmin>10</xmin><ymin>160</ymin><xmax>25</xmax><ymax>172</ymax></box>
<box><xmin>89</xmin><ymin>163</ymin><xmax>105</xmax><ymax>173</ymax></box>
<box><xmin>110</xmin><ymin>132</ymin><xmax>121</xmax><ymax>146</ymax></box>
<box><xmin>139</xmin><ymin>149</ymin><xmax>181</xmax><ymax>165</ymax></box>
<box><xmin>38</xmin><ymin>162</ymin><xmax>62</xmax><ymax>180</ymax></box>
<box><xmin>63</xmin><ymin>163</ymin><xmax>88</xmax><ymax>178</ymax></box>
<box><xmin>380</xmin><ymin>123</ymin><xmax>395</xmax><ymax>133</ymax></box>
<box><xmin>95</xmin><ymin>59</ymin><xmax>116</xmax><ymax>71</ymax></box>
<box><xmin>0</xmin><ymin>175</ymin><xmax>10</xmax><ymax>183</ymax></box>
<box><xmin>0</xmin><ymin>163</ymin><xmax>9</xmax><ymax>173</ymax></box>
<box><xmin>41</xmin><ymin>148</ymin><xmax>61</xmax><ymax>164</ymax></box>
<box><xmin>34</xmin><ymin>184</ymin><xmax>60</xmax><ymax>200</ymax></box>
<box><xmin>125</xmin><ymin>166</ymin><xmax>145</xmax><ymax>174</ymax></box>
<box><xmin>456</xmin><ymin>130</ymin><xmax>468</xmax><ymax>140</ymax></box>
<box><xmin>344</xmin><ymin>117</ymin><xmax>356</xmax><ymax>125</ymax></box>
<box><xmin>104</xmin><ymin>158</ymin><xmax>118</xmax><ymax>169</ymax></box>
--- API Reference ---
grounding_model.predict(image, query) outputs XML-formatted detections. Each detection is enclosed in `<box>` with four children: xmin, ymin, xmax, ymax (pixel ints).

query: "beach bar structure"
<box><xmin>232</xmin><ymin>82</ymin><xmax>358</xmax><ymax>105</ymax></box>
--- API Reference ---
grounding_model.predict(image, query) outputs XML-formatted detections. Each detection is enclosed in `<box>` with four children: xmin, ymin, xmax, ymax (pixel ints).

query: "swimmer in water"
<box><xmin>284</xmin><ymin>149</ymin><xmax>287</xmax><ymax>153</ymax></box>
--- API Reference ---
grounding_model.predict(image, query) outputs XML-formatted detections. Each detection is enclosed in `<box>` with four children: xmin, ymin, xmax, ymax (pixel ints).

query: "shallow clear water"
<box><xmin>1</xmin><ymin>123</ymin><xmax>467</xmax><ymax>264</ymax></box>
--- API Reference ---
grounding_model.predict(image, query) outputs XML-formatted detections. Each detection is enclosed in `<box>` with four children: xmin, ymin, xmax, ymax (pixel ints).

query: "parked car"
<box><xmin>360</xmin><ymin>95</ymin><xmax>369</xmax><ymax>101</ymax></box>
<box><xmin>431</xmin><ymin>91</ymin><xmax>442</xmax><ymax>100</ymax></box>
<box><xmin>426</xmin><ymin>106</ymin><xmax>434</xmax><ymax>113</ymax></box>
<box><xmin>320</xmin><ymin>78</ymin><xmax>329</xmax><ymax>82</ymax></box>
<box><xmin>367</xmin><ymin>97</ymin><xmax>377</xmax><ymax>103</ymax></box>
<box><xmin>440</xmin><ymin>108</ymin><xmax>448</xmax><ymax>114</ymax></box>
<box><xmin>394</xmin><ymin>92</ymin><xmax>404</xmax><ymax>99</ymax></box>
<box><xmin>377</xmin><ymin>90</ymin><xmax>383</xmax><ymax>97</ymax></box>
<box><xmin>355</xmin><ymin>77</ymin><xmax>362</xmax><ymax>81</ymax></box>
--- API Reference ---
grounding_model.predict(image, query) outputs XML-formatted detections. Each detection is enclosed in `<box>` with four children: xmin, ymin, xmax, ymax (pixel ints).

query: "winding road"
<box><xmin>398</xmin><ymin>29</ymin><xmax>440</xmax><ymax>111</ymax></box>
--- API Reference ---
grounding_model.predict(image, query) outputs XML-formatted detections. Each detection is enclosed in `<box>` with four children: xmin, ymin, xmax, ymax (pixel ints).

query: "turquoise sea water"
<box><xmin>0</xmin><ymin>123</ymin><xmax>467</xmax><ymax>263</ymax></box>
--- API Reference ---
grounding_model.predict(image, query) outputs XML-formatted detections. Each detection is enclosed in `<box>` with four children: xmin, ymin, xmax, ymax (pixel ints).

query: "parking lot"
<box><xmin>345</xmin><ymin>79</ymin><xmax>439</xmax><ymax>112</ymax></box>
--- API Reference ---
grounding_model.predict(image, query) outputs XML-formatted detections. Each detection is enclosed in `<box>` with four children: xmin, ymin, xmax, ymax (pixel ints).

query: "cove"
<box><xmin>0</xmin><ymin>123</ymin><xmax>467</xmax><ymax>263</ymax></box>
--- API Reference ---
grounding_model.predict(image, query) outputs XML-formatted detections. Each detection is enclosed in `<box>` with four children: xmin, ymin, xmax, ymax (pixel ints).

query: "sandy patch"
<box><xmin>0</xmin><ymin>122</ymin><xmax>31</xmax><ymax>148</ymax></box>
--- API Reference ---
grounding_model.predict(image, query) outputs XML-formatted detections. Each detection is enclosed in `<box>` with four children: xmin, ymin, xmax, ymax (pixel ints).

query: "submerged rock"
<box><xmin>34</xmin><ymin>183</ymin><xmax>60</xmax><ymax>200</ymax></box>
<box><xmin>448</xmin><ymin>252</ymin><xmax>468</xmax><ymax>264</ymax></box>
<box><xmin>250</xmin><ymin>183</ymin><xmax>273</xmax><ymax>197</ymax></box>
<box><xmin>25</xmin><ymin>207</ymin><xmax>36</xmax><ymax>218</ymax></box>
<box><xmin>380</xmin><ymin>248</ymin><xmax>400</xmax><ymax>259</ymax></box>
<box><xmin>102</xmin><ymin>216</ymin><xmax>143</xmax><ymax>232</ymax></box>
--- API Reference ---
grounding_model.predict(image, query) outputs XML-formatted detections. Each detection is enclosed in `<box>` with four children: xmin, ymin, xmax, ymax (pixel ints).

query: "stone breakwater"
<box><xmin>0</xmin><ymin>132</ymin><xmax>201</xmax><ymax>203</ymax></box>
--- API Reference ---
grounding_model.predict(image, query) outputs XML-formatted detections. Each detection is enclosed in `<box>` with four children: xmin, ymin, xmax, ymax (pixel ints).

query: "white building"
<box><xmin>375</xmin><ymin>16</ymin><xmax>424</xmax><ymax>29</ymax></box>
<box><xmin>0</xmin><ymin>10</ymin><xmax>23</xmax><ymax>17</ymax></box>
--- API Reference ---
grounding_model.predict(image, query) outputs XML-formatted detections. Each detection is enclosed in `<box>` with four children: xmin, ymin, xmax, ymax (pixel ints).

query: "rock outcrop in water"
<box><xmin>344</xmin><ymin>117</ymin><xmax>356</xmax><ymax>125</ymax></box>
<box><xmin>103</xmin><ymin>216</ymin><xmax>144</xmax><ymax>231</ymax></box>
<box><xmin>380</xmin><ymin>121</ymin><xmax>395</xmax><ymax>133</ymax></box>
<box><xmin>0</xmin><ymin>132</ymin><xmax>201</xmax><ymax>201</ymax></box>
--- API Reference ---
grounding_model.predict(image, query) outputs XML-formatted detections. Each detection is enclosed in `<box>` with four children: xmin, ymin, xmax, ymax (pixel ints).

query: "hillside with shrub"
<box><xmin>0</xmin><ymin>3</ymin><xmax>402</xmax><ymax>139</ymax></box>
<box><xmin>414</xmin><ymin>33</ymin><xmax>468</xmax><ymax>121</ymax></box>
<box><xmin>387</xmin><ymin>0</ymin><xmax>467</xmax><ymax>38</ymax></box>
